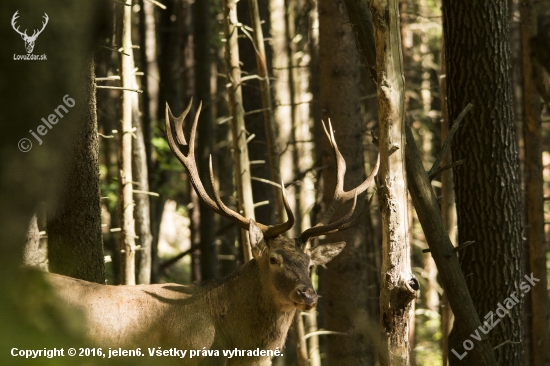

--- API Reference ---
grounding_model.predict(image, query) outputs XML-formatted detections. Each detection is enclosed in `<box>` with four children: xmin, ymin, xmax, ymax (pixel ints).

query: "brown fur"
<box><xmin>42</xmin><ymin>231</ymin><xmax>344</xmax><ymax>366</ymax></box>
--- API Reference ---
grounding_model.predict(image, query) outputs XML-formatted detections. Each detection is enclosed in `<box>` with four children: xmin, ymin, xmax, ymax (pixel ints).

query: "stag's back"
<box><xmin>45</xmin><ymin>272</ymin><xmax>216</xmax><ymax>350</ymax></box>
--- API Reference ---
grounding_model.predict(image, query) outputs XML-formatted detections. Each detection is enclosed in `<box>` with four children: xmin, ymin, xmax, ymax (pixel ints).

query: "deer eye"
<box><xmin>269</xmin><ymin>257</ymin><xmax>278</xmax><ymax>265</ymax></box>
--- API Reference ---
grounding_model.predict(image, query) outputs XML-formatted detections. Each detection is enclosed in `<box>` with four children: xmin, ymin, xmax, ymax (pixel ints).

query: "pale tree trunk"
<box><xmin>47</xmin><ymin>59</ymin><xmax>105</xmax><ymax>284</ymax></box>
<box><xmin>520</xmin><ymin>1</ymin><xmax>550</xmax><ymax>365</ymax></box>
<box><xmin>346</xmin><ymin>1</ymin><xmax>495</xmax><ymax>364</ymax></box>
<box><xmin>247</xmin><ymin>0</ymin><xmax>284</xmax><ymax>221</ymax></box>
<box><xmin>247</xmin><ymin>0</ymin><xmax>307</xmax><ymax>362</ymax></box>
<box><xmin>118</xmin><ymin>0</ymin><xmax>137</xmax><ymax>285</ymax></box>
<box><xmin>237</xmin><ymin>0</ymin><xmax>277</xmax><ymax>228</ymax></box>
<box><xmin>136</xmin><ymin>0</ymin><xmax>158</xmax><ymax>284</ymax></box>
<box><xmin>443</xmin><ymin>1</ymin><xmax>524</xmax><ymax>364</ymax></box>
<box><xmin>282</xmin><ymin>1</ymin><xmax>307</xmax><ymax>364</ymax></box>
<box><xmin>368</xmin><ymin>0</ymin><xmax>417</xmax><ymax>365</ymax></box>
<box><xmin>133</xmin><ymin>2</ymin><xmax>152</xmax><ymax>285</ymax></box>
<box><xmin>305</xmin><ymin>270</ymin><xmax>321</xmax><ymax>366</ymax></box>
<box><xmin>23</xmin><ymin>215</ymin><xmax>40</xmax><ymax>267</ymax></box>
<box><xmin>439</xmin><ymin>38</ymin><xmax>455</xmax><ymax>366</ymax></box>
<box><xmin>132</xmin><ymin>106</ymin><xmax>152</xmax><ymax>284</ymax></box>
<box><xmin>222</xmin><ymin>0</ymin><xmax>255</xmax><ymax>261</ymax></box>
<box><xmin>417</xmin><ymin>0</ymin><xmax>439</xmax><ymax>318</ymax></box>
<box><xmin>318</xmin><ymin>0</ymin><xmax>373</xmax><ymax>364</ymax></box>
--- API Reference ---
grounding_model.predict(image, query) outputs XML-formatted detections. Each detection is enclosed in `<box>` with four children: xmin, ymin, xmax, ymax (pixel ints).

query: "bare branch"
<box><xmin>427</xmin><ymin>103</ymin><xmax>472</xmax><ymax>177</ymax></box>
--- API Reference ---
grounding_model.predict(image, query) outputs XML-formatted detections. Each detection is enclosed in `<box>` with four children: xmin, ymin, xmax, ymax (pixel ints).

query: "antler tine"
<box><xmin>207</xmin><ymin>155</ymin><xmax>269</xmax><ymax>232</ymax></box>
<box><xmin>34</xmin><ymin>13</ymin><xmax>48</xmax><ymax>38</ymax></box>
<box><xmin>263</xmin><ymin>181</ymin><xmax>295</xmax><ymax>238</ymax></box>
<box><xmin>334</xmin><ymin>192</ymin><xmax>376</xmax><ymax>232</ymax></box>
<box><xmin>166</xmin><ymin>103</ymin><xmax>244</xmax><ymax>229</ymax></box>
<box><xmin>166</xmin><ymin>98</ymin><xmax>192</xmax><ymax>146</ymax></box>
<box><xmin>316</xmin><ymin>120</ymin><xmax>349</xmax><ymax>227</ymax></box>
<box><xmin>188</xmin><ymin>101</ymin><xmax>201</xmax><ymax>152</ymax></box>
<box><xmin>166</xmin><ymin>100</ymin><xmax>295</xmax><ymax>237</ymax></box>
<box><xmin>11</xmin><ymin>11</ymin><xmax>27</xmax><ymax>37</ymax></box>
<box><xmin>298</xmin><ymin>190</ymin><xmax>358</xmax><ymax>245</ymax></box>
<box><xmin>297</xmin><ymin>121</ymin><xmax>380</xmax><ymax>244</ymax></box>
<box><xmin>323</xmin><ymin>119</ymin><xmax>346</xmax><ymax>196</ymax></box>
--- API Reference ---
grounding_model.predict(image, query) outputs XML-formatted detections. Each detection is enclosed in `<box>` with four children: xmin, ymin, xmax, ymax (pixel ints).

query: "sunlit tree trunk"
<box><xmin>118</xmin><ymin>0</ymin><xmax>137</xmax><ymax>285</ymax></box>
<box><xmin>222</xmin><ymin>0</ymin><xmax>256</xmax><ymax>261</ymax></box>
<box><xmin>246</xmin><ymin>0</ymin><xmax>284</xmax><ymax>223</ymax></box>
<box><xmin>132</xmin><ymin>106</ymin><xmax>152</xmax><ymax>284</ymax></box>
<box><xmin>136</xmin><ymin>0</ymin><xmax>158</xmax><ymax>284</ymax></box>
<box><xmin>368</xmin><ymin>0</ymin><xmax>417</xmax><ymax>364</ymax></box>
<box><xmin>23</xmin><ymin>215</ymin><xmax>40</xmax><ymax>267</ymax></box>
<box><xmin>439</xmin><ymin>38</ymin><xmax>455</xmax><ymax>366</ymax></box>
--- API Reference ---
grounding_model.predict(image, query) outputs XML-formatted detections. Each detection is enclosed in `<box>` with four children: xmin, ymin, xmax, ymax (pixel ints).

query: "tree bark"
<box><xmin>194</xmin><ymin>0</ymin><xmax>218</xmax><ymax>280</ymax></box>
<box><xmin>118</xmin><ymin>0</ymin><xmax>137</xmax><ymax>285</ymax></box>
<box><xmin>136</xmin><ymin>0</ymin><xmax>158</xmax><ymax>284</ymax></box>
<box><xmin>443</xmin><ymin>1</ymin><xmax>524</xmax><ymax>364</ymax></box>
<box><xmin>367</xmin><ymin>1</ymin><xmax>417</xmax><ymax>364</ymax></box>
<box><xmin>222</xmin><ymin>0</ymin><xmax>256</xmax><ymax>261</ymax></box>
<box><xmin>520</xmin><ymin>1</ymin><xmax>550</xmax><ymax>364</ymax></box>
<box><xmin>405</xmin><ymin>123</ymin><xmax>497</xmax><ymax>366</ymax></box>
<box><xmin>132</xmin><ymin>104</ymin><xmax>152</xmax><ymax>284</ymax></box>
<box><xmin>0</xmin><ymin>2</ymin><xmax>109</xmax><ymax>362</ymax></box>
<box><xmin>23</xmin><ymin>215</ymin><xmax>40</xmax><ymax>267</ymax></box>
<box><xmin>247</xmin><ymin>0</ymin><xmax>284</xmax><ymax>223</ymax></box>
<box><xmin>439</xmin><ymin>37</ymin><xmax>455</xmax><ymax>366</ymax></box>
<box><xmin>152</xmin><ymin>0</ymin><xmax>184</xmax><ymax>283</ymax></box>
<box><xmin>318</xmin><ymin>0</ymin><xmax>373</xmax><ymax>364</ymax></box>
<box><xmin>47</xmin><ymin>58</ymin><xmax>105</xmax><ymax>284</ymax></box>
<box><xmin>236</xmin><ymin>0</ymin><xmax>277</xmax><ymax>230</ymax></box>
<box><xmin>344</xmin><ymin>2</ymin><xmax>498</xmax><ymax>364</ymax></box>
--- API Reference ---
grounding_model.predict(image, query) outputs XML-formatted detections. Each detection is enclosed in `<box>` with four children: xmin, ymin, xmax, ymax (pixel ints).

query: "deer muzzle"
<box><xmin>292</xmin><ymin>285</ymin><xmax>318</xmax><ymax>311</ymax></box>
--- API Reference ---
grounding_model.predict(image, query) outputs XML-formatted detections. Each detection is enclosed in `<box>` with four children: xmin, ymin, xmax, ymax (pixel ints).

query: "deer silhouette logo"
<box><xmin>11</xmin><ymin>11</ymin><xmax>48</xmax><ymax>54</ymax></box>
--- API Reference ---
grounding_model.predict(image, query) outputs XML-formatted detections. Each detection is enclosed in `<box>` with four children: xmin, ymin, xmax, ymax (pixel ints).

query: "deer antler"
<box><xmin>166</xmin><ymin>99</ymin><xmax>294</xmax><ymax>238</ymax></box>
<box><xmin>11</xmin><ymin>11</ymin><xmax>27</xmax><ymax>38</ymax></box>
<box><xmin>297</xmin><ymin>120</ymin><xmax>380</xmax><ymax>245</ymax></box>
<box><xmin>28</xmin><ymin>13</ymin><xmax>48</xmax><ymax>41</ymax></box>
<box><xmin>11</xmin><ymin>11</ymin><xmax>48</xmax><ymax>40</ymax></box>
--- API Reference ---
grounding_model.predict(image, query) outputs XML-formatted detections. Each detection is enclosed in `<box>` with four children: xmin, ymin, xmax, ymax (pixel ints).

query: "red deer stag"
<box><xmin>44</xmin><ymin>99</ymin><xmax>379</xmax><ymax>365</ymax></box>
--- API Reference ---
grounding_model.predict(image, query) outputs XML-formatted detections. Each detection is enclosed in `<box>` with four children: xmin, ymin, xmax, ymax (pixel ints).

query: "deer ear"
<box><xmin>249</xmin><ymin>219</ymin><xmax>266</xmax><ymax>260</ymax></box>
<box><xmin>309</xmin><ymin>242</ymin><xmax>345</xmax><ymax>266</ymax></box>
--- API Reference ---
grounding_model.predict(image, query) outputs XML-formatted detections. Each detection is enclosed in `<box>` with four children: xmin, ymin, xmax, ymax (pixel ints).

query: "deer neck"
<box><xmin>205</xmin><ymin>259</ymin><xmax>295</xmax><ymax>349</ymax></box>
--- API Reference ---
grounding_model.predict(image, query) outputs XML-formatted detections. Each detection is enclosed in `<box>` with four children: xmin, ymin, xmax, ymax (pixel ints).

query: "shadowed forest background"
<box><xmin>1</xmin><ymin>0</ymin><xmax>550</xmax><ymax>365</ymax></box>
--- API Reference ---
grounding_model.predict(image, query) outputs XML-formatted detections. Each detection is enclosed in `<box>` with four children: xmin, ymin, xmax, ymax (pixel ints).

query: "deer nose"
<box><xmin>296</xmin><ymin>286</ymin><xmax>317</xmax><ymax>305</ymax></box>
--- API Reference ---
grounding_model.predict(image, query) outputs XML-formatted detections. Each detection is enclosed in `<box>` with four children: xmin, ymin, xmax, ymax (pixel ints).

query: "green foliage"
<box><xmin>99</xmin><ymin>163</ymin><xmax>118</xmax><ymax>212</ymax></box>
<box><xmin>414</xmin><ymin>308</ymin><xmax>442</xmax><ymax>366</ymax></box>
<box><xmin>151</xmin><ymin>122</ymin><xmax>188</xmax><ymax>199</ymax></box>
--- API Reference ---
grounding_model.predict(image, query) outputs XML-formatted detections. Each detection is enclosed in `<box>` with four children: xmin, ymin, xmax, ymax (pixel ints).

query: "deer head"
<box><xmin>11</xmin><ymin>11</ymin><xmax>49</xmax><ymax>54</ymax></box>
<box><xmin>165</xmin><ymin>99</ymin><xmax>379</xmax><ymax>311</ymax></box>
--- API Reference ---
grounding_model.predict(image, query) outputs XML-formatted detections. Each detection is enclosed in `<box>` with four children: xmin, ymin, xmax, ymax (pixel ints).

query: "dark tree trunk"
<box><xmin>443</xmin><ymin>1</ymin><xmax>524</xmax><ymax>364</ymax></box>
<box><xmin>47</xmin><ymin>59</ymin><xmax>105</xmax><ymax>284</ymax></box>
<box><xmin>237</xmin><ymin>0</ymin><xmax>277</xmax><ymax>227</ymax></box>
<box><xmin>194</xmin><ymin>0</ymin><xmax>217</xmax><ymax>280</ymax></box>
<box><xmin>152</xmin><ymin>0</ymin><xmax>183</xmax><ymax>282</ymax></box>
<box><xmin>318</xmin><ymin>0</ymin><xmax>373</xmax><ymax>364</ymax></box>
